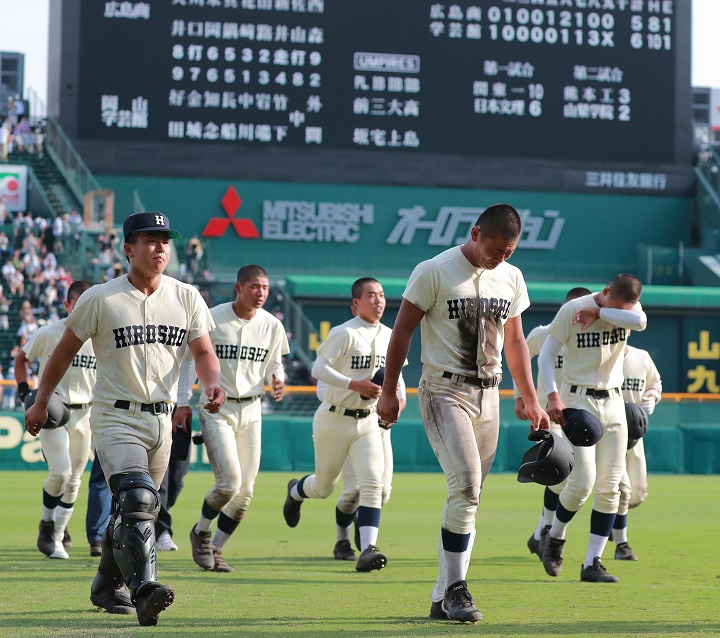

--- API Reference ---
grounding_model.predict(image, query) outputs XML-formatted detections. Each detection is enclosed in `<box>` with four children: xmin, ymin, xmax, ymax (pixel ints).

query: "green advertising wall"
<box><xmin>99</xmin><ymin>175</ymin><xmax>691</xmax><ymax>284</ymax></box>
<box><xmin>3</xmin><ymin>399</ymin><xmax>719</xmax><ymax>474</ymax></box>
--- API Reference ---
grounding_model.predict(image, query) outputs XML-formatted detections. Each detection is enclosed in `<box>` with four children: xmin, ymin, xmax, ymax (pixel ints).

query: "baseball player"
<box><xmin>537</xmin><ymin>274</ymin><xmax>646</xmax><ymax>583</ymax></box>
<box><xmin>283</xmin><ymin>277</ymin><xmax>405</xmax><ymax>573</ymax></box>
<box><xmin>513</xmin><ymin>287</ymin><xmax>591</xmax><ymax>558</ymax></box>
<box><xmin>187</xmin><ymin>265</ymin><xmax>289</xmax><ymax>573</ymax></box>
<box><xmin>377</xmin><ymin>204</ymin><xmax>550</xmax><ymax>623</ymax></box>
<box><xmin>24</xmin><ymin>211</ymin><xmax>225</xmax><ymax>627</ymax></box>
<box><xmin>15</xmin><ymin>280</ymin><xmax>95</xmax><ymax>560</ymax></box>
<box><xmin>612</xmin><ymin>343</ymin><xmax>662</xmax><ymax>560</ymax></box>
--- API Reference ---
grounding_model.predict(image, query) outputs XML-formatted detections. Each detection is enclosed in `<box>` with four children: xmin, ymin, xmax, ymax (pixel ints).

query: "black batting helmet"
<box><xmin>562</xmin><ymin>408</ymin><xmax>604</xmax><ymax>447</ymax></box>
<box><xmin>24</xmin><ymin>390</ymin><xmax>70</xmax><ymax>430</ymax></box>
<box><xmin>625</xmin><ymin>402</ymin><xmax>648</xmax><ymax>449</ymax></box>
<box><xmin>517</xmin><ymin>430</ymin><xmax>574</xmax><ymax>486</ymax></box>
<box><xmin>361</xmin><ymin>366</ymin><xmax>385</xmax><ymax>400</ymax></box>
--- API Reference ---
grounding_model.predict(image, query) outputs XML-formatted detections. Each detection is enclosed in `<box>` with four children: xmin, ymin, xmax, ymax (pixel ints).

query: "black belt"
<box><xmin>63</xmin><ymin>403</ymin><xmax>87</xmax><ymax>410</ymax></box>
<box><xmin>113</xmin><ymin>400</ymin><xmax>172</xmax><ymax>414</ymax></box>
<box><xmin>227</xmin><ymin>395</ymin><xmax>261</xmax><ymax>403</ymax></box>
<box><xmin>329</xmin><ymin>405</ymin><xmax>371</xmax><ymax>419</ymax></box>
<box><xmin>570</xmin><ymin>385</ymin><xmax>620</xmax><ymax>399</ymax></box>
<box><xmin>442</xmin><ymin>371</ymin><xmax>499</xmax><ymax>388</ymax></box>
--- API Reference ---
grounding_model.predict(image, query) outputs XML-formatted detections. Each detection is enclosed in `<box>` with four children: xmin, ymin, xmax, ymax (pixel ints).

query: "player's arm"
<box><xmin>188</xmin><ymin>334</ymin><xmax>226</xmax><ymax>413</ymax></box>
<box><xmin>173</xmin><ymin>355</ymin><xmax>195</xmax><ymax>432</ymax></box>
<box><xmin>642</xmin><ymin>361</ymin><xmax>662</xmax><ymax>414</ymax></box>
<box><xmin>575</xmin><ymin>303</ymin><xmax>647</xmax><ymax>331</ymax></box>
<box><xmin>265</xmin><ymin>359</ymin><xmax>286</xmax><ymax>402</ymax></box>
<box><xmin>378</xmin><ymin>299</ymin><xmax>425</xmax><ymax>425</ymax></box>
<box><xmin>24</xmin><ymin>327</ymin><xmax>82</xmax><ymax>436</ymax></box>
<box><xmin>537</xmin><ymin>334</ymin><xmax>565</xmax><ymax>425</ymax></box>
<box><xmin>13</xmin><ymin>348</ymin><xmax>32</xmax><ymax>402</ymax></box>
<box><xmin>311</xmin><ymin>355</ymin><xmax>377</xmax><ymax>398</ymax></box>
<box><xmin>504</xmin><ymin>315</ymin><xmax>549</xmax><ymax>431</ymax></box>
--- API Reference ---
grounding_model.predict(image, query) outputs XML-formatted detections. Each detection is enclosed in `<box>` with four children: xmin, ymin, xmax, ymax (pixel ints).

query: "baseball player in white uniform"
<box><xmin>378</xmin><ymin>204</ymin><xmax>549</xmax><ymax>623</ymax></box>
<box><xmin>15</xmin><ymin>280</ymin><xmax>95</xmax><ymax>560</ymax></box>
<box><xmin>24</xmin><ymin>212</ymin><xmax>225</xmax><ymax>627</ymax></box>
<box><xmin>513</xmin><ymin>288</ymin><xmax>591</xmax><ymax>558</ymax></box>
<box><xmin>537</xmin><ymin>274</ymin><xmax>646</xmax><ymax>583</ymax></box>
<box><xmin>612</xmin><ymin>343</ymin><xmax>662</xmax><ymax>560</ymax></box>
<box><xmin>187</xmin><ymin>265</ymin><xmax>289</xmax><ymax>573</ymax></box>
<box><xmin>283</xmin><ymin>277</ymin><xmax>405</xmax><ymax>573</ymax></box>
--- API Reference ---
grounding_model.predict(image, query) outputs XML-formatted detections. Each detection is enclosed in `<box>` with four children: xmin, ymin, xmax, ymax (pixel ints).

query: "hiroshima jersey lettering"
<box><xmin>403</xmin><ymin>245</ymin><xmax>529</xmax><ymax>377</ymax></box>
<box><xmin>112</xmin><ymin>324</ymin><xmax>187</xmax><ymax>349</ymax></box>
<box><xmin>204</xmin><ymin>303</ymin><xmax>289</xmax><ymax>398</ymax></box>
<box><xmin>575</xmin><ymin>327</ymin><xmax>627</xmax><ymax>349</ymax></box>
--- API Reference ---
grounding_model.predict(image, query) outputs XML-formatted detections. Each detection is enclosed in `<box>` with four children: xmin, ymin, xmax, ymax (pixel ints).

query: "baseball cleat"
<box><xmin>581</xmin><ymin>557</ymin><xmax>619</xmax><ymax>583</ymax></box>
<box><xmin>614</xmin><ymin>542</ymin><xmax>638</xmax><ymax>561</ymax></box>
<box><xmin>211</xmin><ymin>549</ymin><xmax>235</xmax><ymax>572</ymax></box>
<box><xmin>155</xmin><ymin>531</ymin><xmax>178</xmax><ymax>552</ymax></box>
<box><xmin>37</xmin><ymin>520</ymin><xmax>56</xmax><ymax>556</ymax></box>
<box><xmin>442</xmin><ymin>580</ymin><xmax>483</xmax><ymax>623</ymax></box>
<box><xmin>527</xmin><ymin>525</ymin><xmax>550</xmax><ymax>560</ymax></box>
<box><xmin>283</xmin><ymin>479</ymin><xmax>302</xmax><ymax>528</ymax></box>
<box><xmin>333</xmin><ymin>540</ymin><xmax>357</xmax><ymax>562</ymax></box>
<box><xmin>355</xmin><ymin>545</ymin><xmax>387</xmax><ymax>572</ymax></box>
<box><xmin>90</xmin><ymin>571</ymin><xmax>135</xmax><ymax>615</ymax></box>
<box><xmin>89</xmin><ymin>541</ymin><xmax>102</xmax><ymax>557</ymax></box>
<box><xmin>62</xmin><ymin>529</ymin><xmax>72</xmax><ymax>548</ymax></box>
<box><xmin>541</xmin><ymin>536</ymin><xmax>565</xmax><ymax>577</ymax></box>
<box><xmin>189</xmin><ymin>525</ymin><xmax>215</xmax><ymax>570</ymax></box>
<box><xmin>49</xmin><ymin>540</ymin><xmax>69</xmax><ymax>559</ymax></box>
<box><xmin>135</xmin><ymin>583</ymin><xmax>175</xmax><ymax>626</ymax></box>
<box><xmin>429</xmin><ymin>600</ymin><xmax>448</xmax><ymax>620</ymax></box>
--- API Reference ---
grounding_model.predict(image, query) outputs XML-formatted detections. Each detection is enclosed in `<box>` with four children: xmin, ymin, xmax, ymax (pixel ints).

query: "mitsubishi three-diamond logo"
<box><xmin>201</xmin><ymin>186</ymin><xmax>260</xmax><ymax>239</ymax></box>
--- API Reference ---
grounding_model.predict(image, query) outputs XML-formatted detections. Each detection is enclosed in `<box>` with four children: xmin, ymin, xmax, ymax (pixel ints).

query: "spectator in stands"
<box><xmin>0</xmin><ymin>231</ymin><xmax>10</xmax><ymax>261</ymax></box>
<box><xmin>6</xmin><ymin>97</ymin><xmax>18</xmax><ymax>128</ymax></box>
<box><xmin>105</xmin><ymin>260</ymin><xmax>125</xmax><ymax>282</ymax></box>
<box><xmin>13</xmin><ymin>116</ymin><xmax>32</xmax><ymax>152</ymax></box>
<box><xmin>0</xmin><ymin>120</ymin><xmax>10</xmax><ymax>161</ymax></box>
<box><xmin>1</xmin><ymin>362</ymin><xmax>17</xmax><ymax>410</ymax></box>
<box><xmin>67</xmin><ymin>210</ymin><xmax>83</xmax><ymax>251</ymax></box>
<box><xmin>52</xmin><ymin>215</ymin><xmax>64</xmax><ymax>254</ymax></box>
<box><xmin>186</xmin><ymin>236</ymin><xmax>203</xmax><ymax>278</ymax></box>
<box><xmin>17</xmin><ymin>306</ymin><xmax>39</xmax><ymax>342</ymax></box>
<box><xmin>8</xmin><ymin>265</ymin><xmax>25</xmax><ymax>297</ymax></box>
<box><xmin>34</xmin><ymin>129</ymin><xmax>44</xmax><ymax>158</ymax></box>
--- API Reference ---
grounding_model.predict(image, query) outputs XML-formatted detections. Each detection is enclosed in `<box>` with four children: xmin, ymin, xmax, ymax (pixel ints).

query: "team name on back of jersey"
<box><xmin>621</xmin><ymin>377</ymin><xmax>646</xmax><ymax>392</ymax></box>
<box><xmin>71</xmin><ymin>354</ymin><xmax>97</xmax><ymax>369</ymax></box>
<box><xmin>575</xmin><ymin>328</ymin><xmax>627</xmax><ymax>348</ymax></box>
<box><xmin>446</xmin><ymin>297</ymin><xmax>511</xmax><ymax>321</ymax></box>
<box><xmin>215</xmin><ymin>343</ymin><xmax>268</xmax><ymax>362</ymax></box>
<box><xmin>112</xmin><ymin>325</ymin><xmax>187</xmax><ymax>349</ymax></box>
<box><xmin>350</xmin><ymin>354</ymin><xmax>386</xmax><ymax>371</ymax></box>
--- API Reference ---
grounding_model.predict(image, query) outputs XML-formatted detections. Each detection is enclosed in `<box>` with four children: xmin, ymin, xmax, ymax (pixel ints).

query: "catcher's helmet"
<box><xmin>361</xmin><ymin>367</ymin><xmax>385</xmax><ymax>400</ymax></box>
<box><xmin>625</xmin><ymin>402</ymin><xmax>648</xmax><ymax>449</ymax></box>
<box><xmin>24</xmin><ymin>390</ymin><xmax>70</xmax><ymax>430</ymax></box>
<box><xmin>517</xmin><ymin>430</ymin><xmax>574</xmax><ymax>486</ymax></box>
<box><xmin>562</xmin><ymin>408</ymin><xmax>603</xmax><ymax>447</ymax></box>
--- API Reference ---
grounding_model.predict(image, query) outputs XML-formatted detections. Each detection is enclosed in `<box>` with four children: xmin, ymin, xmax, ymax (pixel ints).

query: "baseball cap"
<box><xmin>122</xmin><ymin>212</ymin><xmax>181</xmax><ymax>239</ymax></box>
<box><xmin>562</xmin><ymin>408</ymin><xmax>603</xmax><ymax>446</ymax></box>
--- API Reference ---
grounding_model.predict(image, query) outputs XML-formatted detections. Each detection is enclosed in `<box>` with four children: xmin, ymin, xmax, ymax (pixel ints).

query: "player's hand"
<box><xmin>172</xmin><ymin>405</ymin><xmax>192</xmax><ymax>433</ymax></box>
<box><xmin>524</xmin><ymin>398</ymin><xmax>550</xmax><ymax>431</ymax></box>
<box><xmin>271</xmin><ymin>374</ymin><xmax>285</xmax><ymax>402</ymax></box>
<box><xmin>24</xmin><ymin>400</ymin><xmax>48</xmax><ymax>437</ymax></box>
<box><xmin>203</xmin><ymin>385</ymin><xmax>226</xmax><ymax>413</ymax></box>
<box><xmin>378</xmin><ymin>418</ymin><xmax>394</xmax><ymax>430</ymax></box>
<box><xmin>514</xmin><ymin>397</ymin><xmax>528</xmax><ymax>421</ymax></box>
<box><xmin>546</xmin><ymin>392</ymin><xmax>566</xmax><ymax>425</ymax></box>
<box><xmin>351</xmin><ymin>377</ymin><xmax>382</xmax><ymax>399</ymax></box>
<box><xmin>573</xmin><ymin>307</ymin><xmax>600</xmax><ymax>330</ymax></box>
<box><xmin>377</xmin><ymin>393</ymin><xmax>399</xmax><ymax>425</ymax></box>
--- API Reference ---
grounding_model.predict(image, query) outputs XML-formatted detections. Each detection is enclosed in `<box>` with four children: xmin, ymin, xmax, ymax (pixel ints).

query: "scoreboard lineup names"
<box><xmin>96</xmin><ymin>1</ymin><xmax>677</xmax><ymax>153</ymax></box>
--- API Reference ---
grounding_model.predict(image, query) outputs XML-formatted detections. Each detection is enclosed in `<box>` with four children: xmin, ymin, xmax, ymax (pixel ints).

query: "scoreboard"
<box><xmin>56</xmin><ymin>0</ymin><xmax>693</xmax><ymax>194</ymax></box>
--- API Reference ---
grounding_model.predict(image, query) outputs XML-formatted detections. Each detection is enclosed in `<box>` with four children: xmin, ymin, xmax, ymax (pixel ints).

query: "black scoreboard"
<box><xmin>57</xmin><ymin>0</ymin><xmax>693</xmax><ymax>193</ymax></box>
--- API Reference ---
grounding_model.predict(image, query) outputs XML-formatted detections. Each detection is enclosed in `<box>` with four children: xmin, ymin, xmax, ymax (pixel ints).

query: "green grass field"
<box><xmin>0</xmin><ymin>470</ymin><xmax>718</xmax><ymax>638</ymax></box>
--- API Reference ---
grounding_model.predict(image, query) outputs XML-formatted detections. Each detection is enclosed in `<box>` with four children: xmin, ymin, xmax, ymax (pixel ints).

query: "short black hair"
<box><xmin>608</xmin><ymin>274</ymin><xmax>642</xmax><ymax>304</ymax></box>
<box><xmin>565</xmin><ymin>287</ymin><xmax>592</xmax><ymax>302</ymax></box>
<box><xmin>237</xmin><ymin>265</ymin><xmax>268</xmax><ymax>284</ymax></box>
<box><xmin>352</xmin><ymin>277</ymin><xmax>379</xmax><ymax>300</ymax></box>
<box><xmin>474</xmin><ymin>204</ymin><xmax>522</xmax><ymax>241</ymax></box>
<box><xmin>67</xmin><ymin>280</ymin><xmax>92</xmax><ymax>304</ymax></box>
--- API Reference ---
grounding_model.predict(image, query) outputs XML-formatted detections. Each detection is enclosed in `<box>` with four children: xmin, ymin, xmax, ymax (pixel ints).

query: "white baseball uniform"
<box><xmin>619</xmin><ymin>345</ymin><xmax>662</xmax><ymax>511</ymax></box>
<box><xmin>65</xmin><ymin>274</ymin><xmax>214</xmax><ymax>487</ymax></box>
<box><xmin>24</xmin><ymin>318</ymin><xmax>96</xmax><ymax>504</ymax></box>
<box><xmin>192</xmin><ymin>303</ymin><xmax>289</xmax><ymax>520</ymax></box>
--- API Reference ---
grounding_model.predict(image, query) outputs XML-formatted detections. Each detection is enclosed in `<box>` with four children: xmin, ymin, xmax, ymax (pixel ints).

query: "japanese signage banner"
<box><xmin>0</xmin><ymin>165</ymin><xmax>28</xmax><ymax>212</ymax></box>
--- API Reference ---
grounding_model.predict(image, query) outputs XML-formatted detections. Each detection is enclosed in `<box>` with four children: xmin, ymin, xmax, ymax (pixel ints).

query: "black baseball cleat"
<box><xmin>527</xmin><ymin>525</ymin><xmax>550</xmax><ymax>560</ymax></box>
<box><xmin>333</xmin><ymin>540</ymin><xmax>357</xmax><ymax>562</ymax></box>
<box><xmin>442</xmin><ymin>580</ymin><xmax>483</xmax><ymax>623</ymax></box>
<box><xmin>37</xmin><ymin>520</ymin><xmax>56</xmax><ymax>556</ymax></box>
<box><xmin>89</xmin><ymin>541</ymin><xmax>102</xmax><ymax>557</ymax></box>
<box><xmin>135</xmin><ymin>583</ymin><xmax>175</xmax><ymax>626</ymax></box>
<box><xmin>90</xmin><ymin>571</ymin><xmax>135</xmax><ymax>615</ymax></box>
<box><xmin>614</xmin><ymin>542</ymin><xmax>638</xmax><ymax>561</ymax></box>
<box><xmin>62</xmin><ymin>529</ymin><xmax>72</xmax><ymax>548</ymax></box>
<box><xmin>429</xmin><ymin>600</ymin><xmax>448</xmax><ymax>620</ymax></box>
<box><xmin>581</xmin><ymin>557</ymin><xmax>619</xmax><ymax>583</ymax></box>
<box><xmin>211</xmin><ymin>549</ymin><xmax>235</xmax><ymax>572</ymax></box>
<box><xmin>189</xmin><ymin>525</ymin><xmax>215</xmax><ymax>570</ymax></box>
<box><xmin>355</xmin><ymin>545</ymin><xmax>387</xmax><ymax>572</ymax></box>
<box><xmin>542</xmin><ymin>536</ymin><xmax>565</xmax><ymax>577</ymax></box>
<box><xmin>283</xmin><ymin>479</ymin><xmax>302</xmax><ymax>528</ymax></box>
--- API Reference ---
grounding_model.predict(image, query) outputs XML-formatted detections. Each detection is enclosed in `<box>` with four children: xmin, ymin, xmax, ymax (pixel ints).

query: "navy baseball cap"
<box><xmin>562</xmin><ymin>408</ymin><xmax>603</xmax><ymax>446</ymax></box>
<box><xmin>122</xmin><ymin>212</ymin><xmax>181</xmax><ymax>239</ymax></box>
